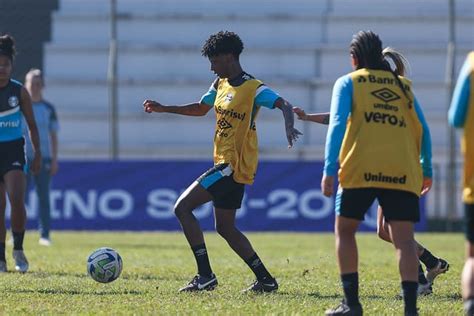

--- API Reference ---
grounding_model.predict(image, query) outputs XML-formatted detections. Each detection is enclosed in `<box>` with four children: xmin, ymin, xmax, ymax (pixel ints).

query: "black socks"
<box><xmin>191</xmin><ymin>243</ymin><xmax>213</xmax><ymax>277</ymax></box>
<box><xmin>12</xmin><ymin>231</ymin><xmax>25</xmax><ymax>251</ymax></box>
<box><xmin>245</xmin><ymin>253</ymin><xmax>273</xmax><ymax>281</ymax></box>
<box><xmin>341</xmin><ymin>272</ymin><xmax>361</xmax><ymax>307</ymax></box>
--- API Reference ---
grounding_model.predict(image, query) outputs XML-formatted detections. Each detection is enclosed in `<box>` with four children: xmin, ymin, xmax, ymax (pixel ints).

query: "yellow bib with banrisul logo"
<box><xmin>462</xmin><ymin>52</ymin><xmax>474</xmax><ymax>203</ymax></box>
<box><xmin>213</xmin><ymin>77</ymin><xmax>262</xmax><ymax>185</ymax></box>
<box><xmin>339</xmin><ymin>69</ymin><xmax>423</xmax><ymax>196</ymax></box>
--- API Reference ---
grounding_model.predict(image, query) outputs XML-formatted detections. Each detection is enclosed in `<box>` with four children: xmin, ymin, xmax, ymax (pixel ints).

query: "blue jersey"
<box><xmin>0</xmin><ymin>79</ymin><xmax>23</xmax><ymax>142</ymax></box>
<box><xmin>23</xmin><ymin>100</ymin><xmax>59</xmax><ymax>159</ymax></box>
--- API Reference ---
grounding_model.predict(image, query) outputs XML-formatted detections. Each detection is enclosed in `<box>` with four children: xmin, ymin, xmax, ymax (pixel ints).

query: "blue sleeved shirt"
<box><xmin>200</xmin><ymin>79</ymin><xmax>280</xmax><ymax>109</ymax></box>
<box><xmin>449</xmin><ymin>57</ymin><xmax>471</xmax><ymax>128</ymax></box>
<box><xmin>22</xmin><ymin>100</ymin><xmax>59</xmax><ymax>160</ymax></box>
<box><xmin>324</xmin><ymin>74</ymin><xmax>433</xmax><ymax>177</ymax></box>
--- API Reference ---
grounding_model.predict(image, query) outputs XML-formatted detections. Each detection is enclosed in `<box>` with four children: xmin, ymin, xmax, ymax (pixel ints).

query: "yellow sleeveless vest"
<box><xmin>339</xmin><ymin>69</ymin><xmax>423</xmax><ymax>196</ymax></box>
<box><xmin>462</xmin><ymin>52</ymin><xmax>474</xmax><ymax>203</ymax></box>
<box><xmin>213</xmin><ymin>78</ymin><xmax>262</xmax><ymax>185</ymax></box>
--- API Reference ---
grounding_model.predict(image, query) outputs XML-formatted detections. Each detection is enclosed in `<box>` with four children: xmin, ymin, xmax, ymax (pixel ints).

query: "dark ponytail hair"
<box><xmin>0</xmin><ymin>34</ymin><xmax>16</xmax><ymax>61</ymax></box>
<box><xmin>350</xmin><ymin>31</ymin><xmax>412</xmax><ymax>108</ymax></box>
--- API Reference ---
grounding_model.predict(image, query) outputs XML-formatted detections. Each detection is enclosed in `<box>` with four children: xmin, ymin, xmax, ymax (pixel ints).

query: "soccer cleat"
<box><xmin>39</xmin><ymin>237</ymin><xmax>52</xmax><ymax>246</ymax></box>
<box><xmin>0</xmin><ymin>261</ymin><xmax>6</xmax><ymax>273</ymax></box>
<box><xmin>464</xmin><ymin>299</ymin><xmax>474</xmax><ymax>316</ymax></box>
<box><xmin>425</xmin><ymin>258</ymin><xmax>449</xmax><ymax>284</ymax></box>
<box><xmin>325</xmin><ymin>301</ymin><xmax>363</xmax><ymax>316</ymax></box>
<box><xmin>243</xmin><ymin>277</ymin><xmax>278</xmax><ymax>293</ymax></box>
<box><xmin>178</xmin><ymin>274</ymin><xmax>218</xmax><ymax>292</ymax></box>
<box><xmin>12</xmin><ymin>250</ymin><xmax>29</xmax><ymax>273</ymax></box>
<box><xmin>417</xmin><ymin>282</ymin><xmax>433</xmax><ymax>296</ymax></box>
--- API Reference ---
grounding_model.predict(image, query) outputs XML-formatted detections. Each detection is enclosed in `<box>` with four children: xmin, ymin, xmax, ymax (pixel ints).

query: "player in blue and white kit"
<box><xmin>0</xmin><ymin>34</ymin><xmax>41</xmax><ymax>273</ymax></box>
<box><xmin>23</xmin><ymin>68</ymin><xmax>59</xmax><ymax>246</ymax></box>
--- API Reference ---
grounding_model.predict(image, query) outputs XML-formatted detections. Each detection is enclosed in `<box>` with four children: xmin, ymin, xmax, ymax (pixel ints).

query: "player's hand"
<box><xmin>50</xmin><ymin>159</ymin><xmax>59</xmax><ymax>176</ymax></box>
<box><xmin>293</xmin><ymin>107</ymin><xmax>307</xmax><ymax>121</ymax></box>
<box><xmin>285</xmin><ymin>126</ymin><xmax>303</xmax><ymax>148</ymax></box>
<box><xmin>321</xmin><ymin>175</ymin><xmax>335</xmax><ymax>197</ymax></box>
<box><xmin>143</xmin><ymin>100</ymin><xmax>165</xmax><ymax>113</ymax></box>
<box><xmin>31</xmin><ymin>152</ymin><xmax>42</xmax><ymax>175</ymax></box>
<box><xmin>420</xmin><ymin>177</ymin><xmax>432</xmax><ymax>195</ymax></box>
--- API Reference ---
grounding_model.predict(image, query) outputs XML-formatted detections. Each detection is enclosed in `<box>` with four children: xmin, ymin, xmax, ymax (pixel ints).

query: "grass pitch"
<box><xmin>0</xmin><ymin>231</ymin><xmax>464</xmax><ymax>315</ymax></box>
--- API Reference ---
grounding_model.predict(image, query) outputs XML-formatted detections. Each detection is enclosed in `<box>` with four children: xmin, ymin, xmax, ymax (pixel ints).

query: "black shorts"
<box><xmin>465</xmin><ymin>203</ymin><xmax>474</xmax><ymax>243</ymax></box>
<box><xmin>336</xmin><ymin>187</ymin><xmax>420</xmax><ymax>222</ymax></box>
<box><xmin>0</xmin><ymin>138</ymin><xmax>26</xmax><ymax>182</ymax></box>
<box><xmin>197</xmin><ymin>163</ymin><xmax>245</xmax><ymax>210</ymax></box>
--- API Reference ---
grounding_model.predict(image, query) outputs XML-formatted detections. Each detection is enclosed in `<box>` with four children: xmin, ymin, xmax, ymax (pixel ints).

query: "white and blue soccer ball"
<box><xmin>87</xmin><ymin>247</ymin><xmax>123</xmax><ymax>283</ymax></box>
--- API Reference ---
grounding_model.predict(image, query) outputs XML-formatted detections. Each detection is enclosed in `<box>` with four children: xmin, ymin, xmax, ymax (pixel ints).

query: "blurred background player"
<box><xmin>143</xmin><ymin>31</ymin><xmax>301</xmax><ymax>292</ymax></box>
<box><xmin>23</xmin><ymin>68</ymin><xmax>59</xmax><ymax>246</ymax></box>
<box><xmin>449</xmin><ymin>51</ymin><xmax>474</xmax><ymax>316</ymax></box>
<box><xmin>0</xmin><ymin>34</ymin><xmax>41</xmax><ymax>272</ymax></box>
<box><xmin>321</xmin><ymin>31</ymin><xmax>431</xmax><ymax>316</ymax></box>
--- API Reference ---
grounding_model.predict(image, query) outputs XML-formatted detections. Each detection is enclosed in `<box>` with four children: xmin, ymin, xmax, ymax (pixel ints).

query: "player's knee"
<box><xmin>173</xmin><ymin>201</ymin><xmax>187</xmax><ymax>219</ymax></box>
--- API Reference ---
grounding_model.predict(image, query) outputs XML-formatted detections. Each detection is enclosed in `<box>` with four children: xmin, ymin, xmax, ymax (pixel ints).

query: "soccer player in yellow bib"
<box><xmin>319</xmin><ymin>31</ymin><xmax>431</xmax><ymax>316</ymax></box>
<box><xmin>143</xmin><ymin>31</ymin><xmax>301</xmax><ymax>293</ymax></box>
<box><xmin>449</xmin><ymin>51</ymin><xmax>474</xmax><ymax>315</ymax></box>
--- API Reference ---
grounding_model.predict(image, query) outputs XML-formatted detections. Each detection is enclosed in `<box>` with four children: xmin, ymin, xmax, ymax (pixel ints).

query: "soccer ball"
<box><xmin>87</xmin><ymin>247</ymin><xmax>123</xmax><ymax>283</ymax></box>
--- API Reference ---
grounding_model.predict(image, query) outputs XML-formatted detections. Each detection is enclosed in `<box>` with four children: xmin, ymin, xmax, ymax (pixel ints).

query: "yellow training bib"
<box><xmin>339</xmin><ymin>69</ymin><xmax>423</xmax><ymax>196</ymax></box>
<box><xmin>213</xmin><ymin>77</ymin><xmax>262</xmax><ymax>185</ymax></box>
<box><xmin>462</xmin><ymin>52</ymin><xmax>474</xmax><ymax>203</ymax></box>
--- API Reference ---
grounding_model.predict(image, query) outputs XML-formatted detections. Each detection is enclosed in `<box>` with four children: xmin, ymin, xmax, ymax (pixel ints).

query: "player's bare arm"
<box><xmin>143</xmin><ymin>100</ymin><xmax>212</xmax><ymax>116</ymax></box>
<box><xmin>274</xmin><ymin>98</ymin><xmax>302</xmax><ymax>147</ymax></box>
<box><xmin>293</xmin><ymin>107</ymin><xmax>330</xmax><ymax>125</ymax></box>
<box><xmin>20</xmin><ymin>86</ymin><xmax>41</xmax><ymax>174</ymax></box>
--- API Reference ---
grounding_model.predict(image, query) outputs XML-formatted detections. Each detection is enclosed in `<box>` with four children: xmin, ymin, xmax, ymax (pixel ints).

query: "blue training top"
<box><xmin>0</xmin><ymin>79</ymin><xmax>23</xmax><ymax>142</ymax></box>
<box><xmin>23</xmin><ymin>100</ymin><xmax>59</xmax><ymax>160</ymax></box>
<box><xmin>449</xmin><ymin>57</ymin><xmax>471</xmax><ymax>127</ymax></box>
<box><xmin>324</xmin><ymin>74</ymin><xmax>433</xmax><ymax>178</ymax></box>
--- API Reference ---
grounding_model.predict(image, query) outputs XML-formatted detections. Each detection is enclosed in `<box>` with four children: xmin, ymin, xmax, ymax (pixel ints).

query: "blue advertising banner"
<box><xmin>6</xmin><ymin>161</ymin><xmax>426</xmax><ymax>231</ymax></box>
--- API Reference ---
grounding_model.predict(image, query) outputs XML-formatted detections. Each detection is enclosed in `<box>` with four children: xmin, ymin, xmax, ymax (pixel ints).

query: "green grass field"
<box><xmin>0</xmin><ymin>232</ymin><xmax>465</xmax><ymax>315</ymax></box>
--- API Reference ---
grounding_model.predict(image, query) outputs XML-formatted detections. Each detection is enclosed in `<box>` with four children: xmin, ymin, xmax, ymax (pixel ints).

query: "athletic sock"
<box><xmin>191</xmin><ymin>243</ymin><xmax>213</xmax><ymax>277</ymax></box>
<box><xmin>419</xmin><ymin>248</ymin><xmax>439</xmax><ymax>269</ymax></box>
<box><xmin>418</xmin><ymin>264</ymin><xmax>428</xmax><ymax>284</ymax></box>
<box><xmin>245</xmin><ymin>253</ymin><xmax>273</xmax><ymax>281</ymax></box>
<box><xmin>341</xmin><ymin>272</ymin><xmax>360</xmax><ymax>307</ymax></box>
<box><xmin>12</xmin><ymin>231</ymin><xmax>25</xmax><ymax>251</ymax></box>
<box><xmin>401</xmin><ymin>281</ymin><xmax>418</xmax><ymax>314</ymax></box>
<box><xmin>0</xmin><ymin>242</ymin><xmax>5</xmax><ymax>262</ymax></box>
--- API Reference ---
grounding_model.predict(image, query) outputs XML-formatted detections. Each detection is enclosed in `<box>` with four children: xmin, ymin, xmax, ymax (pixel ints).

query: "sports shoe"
<box><xmin>425</xmin><ymin>258</ymin><xmax>449</xmax><ymax>284</ymax></box>
<box><xmin>178</xmin><ymin>274</ymin><xmax>218</xmax><ymax>292</ymax></box>
<box><xmin>417</xmin><ymin>282</ymin><xmax>433</xmax><ymax>296</ymax></box>
<box><xmin>12</xmin><ymin>250</ymin><xmax>29</xmax><ymax>273</ymax></box>
<box><xmin>243</xmin><ymin>277</ymin><xmax>278</xmax><ymax>293</ymax></box>
<box><xmin>0</xmin><ymin>261</ymin><xmax>6</xmax><ymax>273</ymax></box>
<box><xmin>39</xmin><ymin>237</ymin><xmax>52</xmax><ymax>246</ymax></box>
<box><xmin>325</xmin><ymin>300</ymin><xmax>363</xmax><ymax>316</ymax></box>
<box><xmin>464</xmin><ymin>298</ymin><xmax>474</xmax><ymax>316</ymax></box>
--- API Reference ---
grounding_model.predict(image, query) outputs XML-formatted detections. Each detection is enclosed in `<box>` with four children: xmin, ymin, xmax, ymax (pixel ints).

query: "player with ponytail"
<box><xmin>0</xmin><ymin>34</ymin><xmax>41</xmax><ymax>273</ymax></box>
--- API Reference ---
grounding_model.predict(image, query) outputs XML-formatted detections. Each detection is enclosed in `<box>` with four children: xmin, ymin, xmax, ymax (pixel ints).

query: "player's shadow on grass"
<box><xmin>8</xmin><ymin>288</ymin><xmax>146</xmax><ymax>295</ymax></box>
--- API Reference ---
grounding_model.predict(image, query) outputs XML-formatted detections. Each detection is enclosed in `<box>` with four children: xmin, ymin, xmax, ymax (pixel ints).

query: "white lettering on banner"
<box><xmin>147</xmin><ymin>189</ymin><xmax>177</xmax><ymax>219</ymax></box>
<box><xmin>99</xmin><ymin>190</ymin><xmax>133</xmax><ymax>219</ymax></box>
<box><xmin>194</xmin><ymin>202</ymin><xmax>213</xmax><ymax>219</ymax></box>
<box><xmin>299</xmin><ymin>190</ymin><xmax>332</xmax><ymax>219</ymax></box>
<box><xmin>50</xmin><ymin>190</ymin><xmax>62</xmax><ymax>219</ymax></box>
<box><xmin>267</xmin><ymin>189</ymin><xmax>299</xmax><ymax>219</ymax></box>
<box><xmin>64</xmin><ymin>190</ymin><xmax>96</xmax><ymax>219</ymax></box>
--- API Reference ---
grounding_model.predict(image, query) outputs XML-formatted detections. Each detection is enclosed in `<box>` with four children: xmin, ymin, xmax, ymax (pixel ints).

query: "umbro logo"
<box><xmin>371</xmin><ymin>88</ymin><xmax>400</xmax><ymax>103</ymax></box>
<box><xmin>217</xmin><ymin>118</ymin><xmax>232</xmax><ymax>129</ymax></box>
<box><xmin>12</xmin><ymin>161</ymin><xmax>21</xmax><ymax>167</ymax></box>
